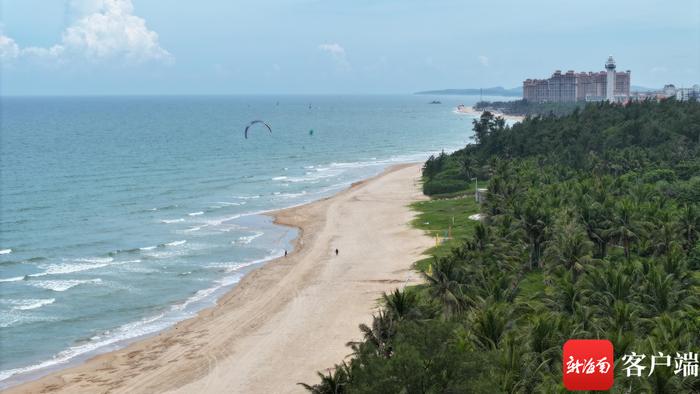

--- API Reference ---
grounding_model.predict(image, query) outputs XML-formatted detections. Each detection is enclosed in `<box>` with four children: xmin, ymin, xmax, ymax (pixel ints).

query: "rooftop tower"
<box><xmin>605</xmin><ymin>55</ymin><xmax>616</xmax><ymax>102</ymax></box>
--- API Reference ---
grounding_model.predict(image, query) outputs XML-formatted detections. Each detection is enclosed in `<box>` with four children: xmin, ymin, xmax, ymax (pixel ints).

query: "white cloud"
<box><xmin>1</xmin><ymin>0</ymin><xmax>171</xmax><ymax>64</ymax></box>
<box><xmin>0</xmin><ymin>34</ymin><xmax>20</xmax><ymax>60</ymax></box>
<box><xmin>318</xmin><ymin>43</ymin><xmax>350</xmax><ymax>70</ymax></box>
<box><xmin>477</xmin><ymin>55</ymin><xmax>489</xmax><ymax>67</ymax></box>
<box><xmin>318</xmin><ymin>43</ymin><xmax>345</xmax><ymax>57</ymax></box>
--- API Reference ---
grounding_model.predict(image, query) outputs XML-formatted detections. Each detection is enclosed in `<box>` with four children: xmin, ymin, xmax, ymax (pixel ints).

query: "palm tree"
<box><xmin>679</xmin><ymin>204</ymin><xmax>700</xmax><ymax>251</ymax></box>
<box><xmin>518</xmin><ymin>198</ymin><xmax>551</xmax><ymax>270</ymax></box>
<box><xmin>422</xmin><ymin>256</ymin><xmax>464</xmax><ymax>318</ymax></box>
<box><xmin>298</xmin><ymin>362</ymin><xmax>351</xmax><ymax>394</ymax></box>
<box><xmin>526</xmin><ymin>313</ymin><xmax>562</xmax><ymax>367</ymax></box>
<box><xmin>472</xmin><ymin>222</ymin><xmax>491</xmax><ymax>251</ymax></box>
<box><xmin>468</xmin><ymin>302</ymin><xmax>510</xmax><ymax>350</ymax></box>
<box><xmin>578</xmin><ymin>197</ymin><xmax>613</xmax><ymax>258</ymax></box>
<box><xmin>348</xmin><ymin>310</ymin><xmax>395</xmax><ymax>358</ymax></box>
<box><xmin>641</xmin><ymin>267</ymin><xmax>691</xmax><ymax>316</ymax></box>
<box><xmin>542</xmin><ymin>221</ymin><xmax>595</xmax><ymax>281</ymax></box>
<box><xmin>602</xmin><ymin>300</ymin><xmax>638</xmax><ymax>333</ymax></box>
<box><xmin>458</xmin><ymin>154</ymin><xmax>476</xmax><ymax>180</ymax></box>
<box><xmin>381</xmin><ymin>288</ymin><xmax>420</xmax><ymax>321</ymax></box>
<box><xmin>581</xmin><ymin>263</ymin><xmax>637</xmax><ymax>307</ymax></box>
<box><xmin>544</xmin><ymin>273</ymin><xmax>580</xmax><ymax>314</ymax></box>
<box><xmin>651</xmin><ymin>218</ymin><xmax>680</xmax><ymax>256</ymax></box>
<box><xmin>571</xmin><ymin>304</ymin><xmax>600</xmax><ymax>338</ymax></box>
<box><xmin>605</xmin><ymin>198</ymin><xmax>644</xmax><ymax>260</ymax></box>
<box><xmin>472</xmin><ymin>270</ymin><xmax>517</xmax><ymax>303</ymax></box>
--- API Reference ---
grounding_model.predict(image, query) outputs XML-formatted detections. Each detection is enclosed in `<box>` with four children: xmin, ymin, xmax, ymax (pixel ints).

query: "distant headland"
<box><xmin>415</xmin><ymin>86</ymin><xmax>522</xmax><ymax>96</ymax></box>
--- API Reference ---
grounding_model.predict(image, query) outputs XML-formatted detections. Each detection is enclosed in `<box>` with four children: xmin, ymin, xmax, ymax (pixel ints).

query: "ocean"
<box><xmin>0</xmin><ymin>94</ymin><xmax>485</xmax><ymax>385</ymax></box>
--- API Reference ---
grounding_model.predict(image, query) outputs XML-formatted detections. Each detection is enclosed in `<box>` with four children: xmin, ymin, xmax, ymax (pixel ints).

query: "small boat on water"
<box><xmin>429</xmin><ymin>100</ymin><xmax>442</xmax><ymax>104</ymax></box>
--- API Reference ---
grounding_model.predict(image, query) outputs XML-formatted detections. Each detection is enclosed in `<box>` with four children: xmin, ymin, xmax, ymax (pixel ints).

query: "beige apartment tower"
<box><xmin>523</xmin><ymin>56</ymin><xmax>630</xmax><ymax>103</ymax></box>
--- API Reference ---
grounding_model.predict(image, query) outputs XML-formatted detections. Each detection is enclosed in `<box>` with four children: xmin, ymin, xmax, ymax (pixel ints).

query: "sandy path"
<box><xmin>6</xmin><ymin>163</ymin><xmax>431</xmax><ymax>394</ymax></box>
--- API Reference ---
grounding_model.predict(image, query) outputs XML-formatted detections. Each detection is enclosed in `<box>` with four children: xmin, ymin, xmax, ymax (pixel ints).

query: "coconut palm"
<box><xmin>641</xmin><ymin>267</ymin><xmax>684</xmax><ymax>316</ymax></box>
<box><xmin>606</xmin><ymin>198</ymin><xmax>645</xmax><ymax>260</ymax></box>
<box><xmin>422</xmin><ymin>256</ymin><xmax>465</xmax><ymax>318</ymax></box>
<box><xmin>526</xmin><ymin>313</ymin><xmax>563</xmax><ymax>367</ymax></box>
<box><xmin>468</xmin><ymin>302</ymin><xmax>510</xmax><ymax>350</ymax></box>
<box><xmin>472</xmin><ymin>222</ymin><xmax>491</xmax><ymax>251</ymax></box>
<box><xmin>458</xmin><ymin>154</ymin><xmax>477</xmax><ymax>180</ymax></box>
<box><xmin>578</xmin><ymin>198</ymin><xmax>613</xmax><ymax>258</ymax></box>
<box><xmin>298</xmin><ymin>362</ymin><xmax>351</xmax><ymax>394</ymax></box>
<box><xmin>542</xmin><ymin>221</ymin><xmax>595</xmax><ymax>281</ymax></box>
<box><xmin>581</xmin><ymin>263</ymin><xmax>637</xmax><ymax>307</ymax></box>
<box><xmin>348</xmin><ymin>310</ymin><xmax>395</xmax><ymax>358</ymax></box>
<box><xmin>679</xmin><ymin>204</ymin><xmax>700</xmax><ymax>251</ymax></box>
<box><xmin>650</xmin><ymin>212</ymin><xmax>680</xmax><ymax>256</ymax></box>
<box><xmin>543</xmin><ymin>273</ymin><xmax>580</xmax><ymax>314</ymax></box>
<box><xmin>518</xmin><ymin>198</ymin><xmax>551</xmax><ymax>270</ymax></box>
<box><xmin>381</xmin><ymin>288</ymin><xmax>420</xmax><ymax>321</ymax></box>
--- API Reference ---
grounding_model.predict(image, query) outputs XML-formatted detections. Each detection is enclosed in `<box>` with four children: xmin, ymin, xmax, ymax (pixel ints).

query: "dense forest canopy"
<box><xmin>426</xmin><ymin>99</ymin><xmax>700</xmax><ymax>197</ymax></box>
<box><xmin>474</xmin><ymin>99</ymin><xmax>585</xmax><ymax>117</ymax></box>
<box><xmin>304</xmin><ymin>99</ymin><xmax>700</xmax><ymax>393</ymax></box>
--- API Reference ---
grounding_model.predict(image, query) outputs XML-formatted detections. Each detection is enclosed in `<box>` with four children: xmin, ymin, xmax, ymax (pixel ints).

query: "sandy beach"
<box><xmin>456</xmin><ymin>105</ymin><xmax>525</xmax><ymax>122</ymax></box>
<box><xmin>6</xmin><ymin>163</ymin><xmax>432</xmax><ymax>394</ymax></box>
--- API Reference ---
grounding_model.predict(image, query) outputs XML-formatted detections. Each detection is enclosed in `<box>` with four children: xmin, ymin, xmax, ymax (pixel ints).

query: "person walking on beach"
<box><xmin>284</xmin><ymin>249</ymin><xmax>287</xmax><ymax>257</ymax></box>
<box><xmin>335</xmin><ymin>248</ymin><xmax>339</xmax><ymax>256</ymax></box>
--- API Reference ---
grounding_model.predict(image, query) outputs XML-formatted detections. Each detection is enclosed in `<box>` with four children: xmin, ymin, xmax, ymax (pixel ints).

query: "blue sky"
<box><xmin>1</xmin><ymin>0</ymin><xmax>699</xmax><ymax>95</ymax></box>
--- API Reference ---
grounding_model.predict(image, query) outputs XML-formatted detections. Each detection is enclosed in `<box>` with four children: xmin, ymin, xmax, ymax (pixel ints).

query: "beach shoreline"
<box><xmin>5</xmin><ymin>162</ymin><xmax>432</xmax><ymax>394</ymax></box>
<box><xmin>455</xmin><ymin>105</ymin><xmax>525</xmax><ymax>122</ymax></box>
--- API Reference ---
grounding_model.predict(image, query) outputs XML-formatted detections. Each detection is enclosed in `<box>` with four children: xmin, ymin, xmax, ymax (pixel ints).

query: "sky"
<box><xmin>1</xmin><ymin>0</ymin><xmax>699</xmax><ymax>95</ymax></box>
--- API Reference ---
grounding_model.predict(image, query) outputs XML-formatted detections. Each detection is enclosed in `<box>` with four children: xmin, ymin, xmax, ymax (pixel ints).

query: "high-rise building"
<box><xmin>523</xmin><ymin>56</ymin><xmax>630</xmax><ymax>103</ymax></box>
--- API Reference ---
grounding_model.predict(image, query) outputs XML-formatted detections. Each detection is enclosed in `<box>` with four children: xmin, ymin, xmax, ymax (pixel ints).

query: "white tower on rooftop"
<box><xmin>605</xmin><ymin>55</ymin><xmax>616</xmax><ymax>102</ymax></box>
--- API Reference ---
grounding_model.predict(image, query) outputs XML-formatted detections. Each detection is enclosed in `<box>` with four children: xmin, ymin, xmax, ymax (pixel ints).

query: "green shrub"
<box><xmin>423</xmin><ymin>178</ymin><xmax>468</xmax><ymax>195</ymax></box>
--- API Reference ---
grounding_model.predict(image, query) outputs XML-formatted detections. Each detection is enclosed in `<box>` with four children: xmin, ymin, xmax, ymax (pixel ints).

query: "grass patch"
<box><xmin>410</xmin><ymin>196</ymin><xmax>480</xmax><ymax>271</ymax></box>
<box><xmin>515</xmin><ymin>270</ymin><xmax>546</xmax><ymax>305</ymax></box>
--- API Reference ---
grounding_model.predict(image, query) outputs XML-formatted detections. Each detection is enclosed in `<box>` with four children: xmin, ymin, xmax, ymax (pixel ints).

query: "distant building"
<box><xmin>630</xmin><ymin>84</ymin><xmax>699</xmax><ymax>102</ymax></box>
<box><xmin>523</xmin><ymin>56</ymin><xmax>630</xmax><ymax>103</ymax></box>
<box><xmin>663</xmin><ymin>84</ymin><xmax>677</xmax><ymax>97</ymax></box>
<box><xmin>676</xmin><ymin>85</ymin><xmax>700</xmax><ymax>101</ymax></box>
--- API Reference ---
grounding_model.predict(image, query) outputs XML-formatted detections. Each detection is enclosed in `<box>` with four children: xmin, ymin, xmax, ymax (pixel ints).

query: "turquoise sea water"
<box><xmin>0</xmin><ymin>94</ymin><xmax>485</xmax><ymax>385</ymax></box>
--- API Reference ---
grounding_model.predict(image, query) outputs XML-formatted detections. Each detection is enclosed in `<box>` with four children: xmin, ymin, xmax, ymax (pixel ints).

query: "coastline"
<box><xmin>5</xmin><ymin>162</ymin><xmax>432</xmax><ymax>394</ymax></box>
<box><xmin>455</xmin><ymin>105</ymin><xmax>525</xmax><ymax>122</ymax></box>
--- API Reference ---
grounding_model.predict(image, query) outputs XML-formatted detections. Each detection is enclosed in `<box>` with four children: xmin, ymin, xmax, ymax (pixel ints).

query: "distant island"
<box><xmin>415</xmin><ymin>86</ymin><xmax>522</xmax><ymax>97</ymax></box>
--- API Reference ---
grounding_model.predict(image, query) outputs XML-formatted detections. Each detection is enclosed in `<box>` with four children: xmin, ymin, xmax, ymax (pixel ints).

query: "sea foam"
<box><xmin>30</xmin><ymin>279</ymin><xmax>103</xmax><ymax>292</ymax></box>
<box><xmin>161</xmin><ymin>218</ymin><xmax>185</xmax><ymax>224</ymax></box>
<box><xmin>0</xmin><ymin>276</ymin><xmax>25</xmax><ymax>283</ymax></box>
<box><xmin>235</xmin><ymin>231</ymin><xmax>264</xmax><ymax>245</ymax></box>
<box><xmin>9</xmin><ymin>298</ymin><xmax>56</xmax><ymax>311</ymax></box>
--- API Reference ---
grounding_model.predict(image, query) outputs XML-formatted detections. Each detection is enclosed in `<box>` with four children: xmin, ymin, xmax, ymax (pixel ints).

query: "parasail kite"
<box><xmin>244</xmin><ymin>120</ymin><xmax>272</xmax><ymax>139</ymax></box>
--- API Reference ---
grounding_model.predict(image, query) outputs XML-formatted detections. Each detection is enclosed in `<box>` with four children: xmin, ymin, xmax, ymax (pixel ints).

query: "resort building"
<box><xmin>523</xmin><ymin>56</ymin><xmax>630</xmax><ymax>103</ymax></box>
<box><xmin>676</xmin><ymin>85</ymin><xmax>700</xmax><ymax>101</ymax></box>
